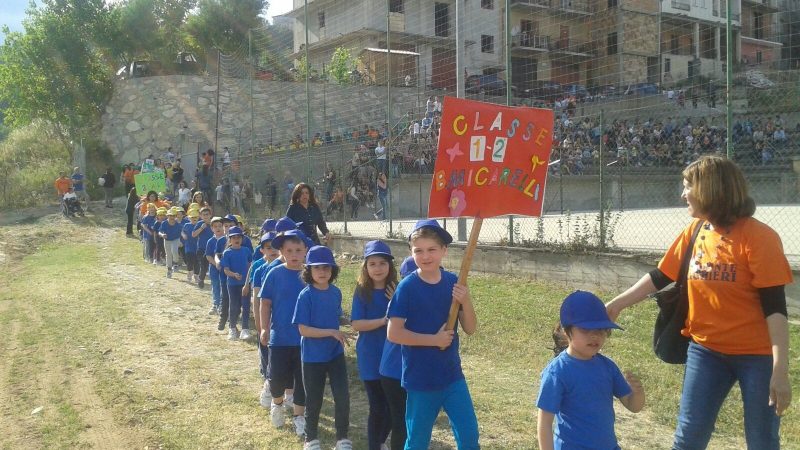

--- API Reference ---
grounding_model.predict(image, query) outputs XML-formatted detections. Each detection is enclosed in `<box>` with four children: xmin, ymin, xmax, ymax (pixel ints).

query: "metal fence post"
<box><xmin>505</xmin><ymin>0</ymin><xmax>514</xmax><ymax>246</ymax></box>
<box><xmin>599</xmin><ymin>110</ymin><xmax>606</xmax><ymax>250</ymax></box>
<box><xmin>387</xmin><ymin>1</ymin><xmax>394</xmax><ymax>236</ymax></box>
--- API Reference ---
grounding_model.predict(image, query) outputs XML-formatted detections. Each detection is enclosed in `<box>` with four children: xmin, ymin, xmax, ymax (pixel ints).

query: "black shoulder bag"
<box><xmin>653</xmin><ymin>220</ymin><xmax>704</xmax><ymax>364</ymax></box>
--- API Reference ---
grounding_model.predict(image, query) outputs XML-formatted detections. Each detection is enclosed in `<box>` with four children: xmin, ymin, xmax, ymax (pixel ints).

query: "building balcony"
<box><xmin>551</xmin><ymin>38</ymin><xmax>595</xmax><ymax>56</ymax></box>
<box><xmin>741</xmin><ymin>31</ymin><xmax>784</xmax><ymax>46</ymax></box>
<box><xmin>511</xmin><ymin>33</ymin><xmax>551</xmax><ymax>52</ymax></box>
<box><xmin>671</xmin><ymin>0</ymin><xmax>691</xmax><ymax>10</ymax></box>
<box><xmin>510</xmin><ymin>0</ymin><xmax>590</xmax><ymax>14</ymax></box>
<box><xmin>741</xmin><ymin>0</ymin><xmax>780</xmax><ymax>11</ymax></box>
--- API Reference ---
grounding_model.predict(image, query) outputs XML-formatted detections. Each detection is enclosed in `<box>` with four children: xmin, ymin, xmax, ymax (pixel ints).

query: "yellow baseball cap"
<box><xmin>166</xmin><ymin>209</ymin><xmax>177</xmax><ymax>216</ymax></box>
<box><xmin>188</xmin><ymin>202</ymin><xmax>200</xmax><ymax>210</ymax></box>
<box><xmin>156</xmin><ymin>208</ymin><xmax>168</xmax><ymax>215</ymax></box>
<box><xmin>187</xmin><ymin>210</ymin><xmax>200</xmax><ymax>218</ymax></box>
<box><xmin>233</xmin><ymin>214</ymin><xmax>243</xmax><ymax>224</ymax></box>
<box><xmin>174</xmin><ymin>206</ymin><xmax>185</xmax><ymax>213</ymax></box>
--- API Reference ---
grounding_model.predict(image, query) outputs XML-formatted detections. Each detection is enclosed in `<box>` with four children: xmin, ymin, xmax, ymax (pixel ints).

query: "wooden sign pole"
<box><xmin>444</xmin><ymin>217</ymin><xmax>483</xmax><ymax>332</ymax></box>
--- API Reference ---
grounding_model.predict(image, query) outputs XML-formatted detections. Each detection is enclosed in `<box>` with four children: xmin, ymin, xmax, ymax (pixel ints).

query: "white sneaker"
<box><xmin>303</xmin><ymin>439</ymin><xmax>320</xmax><ymax>450</ymax></box>
<box><xmin>239</xmin><ymin>329</ymin><xmax>251</xmax><ymax>340</ymax></box>
<box><xmin>208</xmin><ymin>306</ymin><xmax>217</xmax><ymax>315</ymax></box>
<box><xmin>270</xmin><ymin>402</ymin><xmax>285</xmax><ymax>428</ymax></box>
<box><xmin>335</xmin><ymin>439</ymin><xmax>353</xmax><ymax>450</ymax></box>
<box><xmin>227</xmin><ymin>328</ymin><xmax>239</xmax><ymax>340</ymax></box>
<box><xmin>284</xmin><ymin>394</ymin><xmax>294</xmax><ymax>410</ymax></box>
<box><xmin>293</xmin><ymin>415</ymin><xmax>306</xmax><ymax>437</ymax></box>
<box><xmin>166</xmin><ymin>270</ymin><xmax>172</xmax><ymax>279</ymax></box>
<box><xmin>259</xmin><ymin>380</ymin><xmax>271</xmax><ymax>408</ymax></box>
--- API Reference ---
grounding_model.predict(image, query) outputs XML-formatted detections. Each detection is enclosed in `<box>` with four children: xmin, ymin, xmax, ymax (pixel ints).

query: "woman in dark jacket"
<box><xmin>125</xmin><ymin>187</ymin><xmax>138</xmax><ymax>236</ymax></box>
<box><xmin>286</xmin><ymin>182</ymin><xmax>331</xmax><ymax>246</ymax></box>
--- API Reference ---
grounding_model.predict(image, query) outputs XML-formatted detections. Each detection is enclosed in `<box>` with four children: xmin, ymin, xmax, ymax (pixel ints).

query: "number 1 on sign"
<box><xmin>492</xmin><ymin>137</ymin><xmax>508</xmax><ymax>162</ymax></box>
<box><xmin>470</xmin><ymin>136</ymin><xmax>486</xmax><ymax>161</ymax></box>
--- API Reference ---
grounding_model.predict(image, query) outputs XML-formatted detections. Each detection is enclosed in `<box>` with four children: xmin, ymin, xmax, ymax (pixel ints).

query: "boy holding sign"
<box><xmin>386</xmin><ymin>219</ymin><xmax>479</xmax><ymax>450</ymax></box>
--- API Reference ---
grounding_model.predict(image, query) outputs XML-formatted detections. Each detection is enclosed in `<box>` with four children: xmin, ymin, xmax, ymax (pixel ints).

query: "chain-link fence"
<box><xmin>184</xmin><ymin>0</ymin><xmax>800</xmax><ymax>268</ymax></box>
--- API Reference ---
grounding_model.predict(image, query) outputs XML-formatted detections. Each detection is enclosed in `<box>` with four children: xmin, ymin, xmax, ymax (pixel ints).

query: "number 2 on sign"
<box><xmin>470</xmin><ymin>136</ymin><xmax>486</xmax><ymax>161</ymax></box>
<box><xmin>492</xmin><ymin>137</ymin><xmax>507</xmax><ymax>162</ymax></box>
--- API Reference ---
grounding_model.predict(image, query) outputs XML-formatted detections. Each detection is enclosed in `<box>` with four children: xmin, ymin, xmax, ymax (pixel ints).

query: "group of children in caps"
<box><xmin>135</xmin><ymin>207</ymin><xmax>645</xmax><ymax>450</ymax></box>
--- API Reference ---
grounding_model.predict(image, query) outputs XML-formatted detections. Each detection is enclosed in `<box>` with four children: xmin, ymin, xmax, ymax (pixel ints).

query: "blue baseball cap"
<box><xmin>560</xmin><ymin>291</ymin><xmax>622</xmax><ymax>330</ymax></box>
<box><xmin>408</xmin><ymin>219</ymin><xmax>453</xmax><ymax>245</ymax></box>
<box><xmin>259</xmin><ymin>231</ymin><xmax>277</xmax><ymax>245</ymax></box>
<box><xmin>364</xmin><ymin>240</ymin><xmax>393</xmax><ymax>259</ymax></box>
<box><xmin>275</xmin><ymin>216</ymin><xmax>298</xmax><ymax>233</ymax></box>
<box><xmin>271</xmin><ymin>229</ymin><xmax>307</xmax><ymax>249</ymax></box>
<box><xmin>306</xmin><ymin>245</ymin><xmax>337</xmax><ymax>267</ymax></box>
<box><xmin>227</xmin><ymin>226</ymin><xmax>244</xmax><ymax>237</ymax></box>
<box><xmin>261</xmin><ymin>218</ymin><xmax>277</xmax><ymax>233</ymax></box>
<box><xmin>399</xmin><ymin>256</ymin><xmax>418</xmax><ymax>278</ymax></box>
<box><xmin>222</xmin><ymin>214</ymin><xmax>237</xmax><ymax>223</ymax></box>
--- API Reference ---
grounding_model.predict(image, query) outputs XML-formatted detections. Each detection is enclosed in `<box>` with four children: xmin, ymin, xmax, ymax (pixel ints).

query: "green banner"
<box><xmin>134</xmin><ymin>172</ymin><xmax>167</xmax><ymax>195</ymax></box>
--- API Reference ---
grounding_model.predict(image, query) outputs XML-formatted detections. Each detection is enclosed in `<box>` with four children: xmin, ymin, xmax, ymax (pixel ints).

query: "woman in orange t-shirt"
<box><xmin>606</xmin><ymin>156</ymin><xmax>792</xmax><ymax>449</ymax></box>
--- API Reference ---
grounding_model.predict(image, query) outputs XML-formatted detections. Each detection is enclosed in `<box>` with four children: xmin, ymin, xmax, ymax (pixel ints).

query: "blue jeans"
<box><xmin>227</xmin><ymin>284</ymin><xmax>250</xmax><ymax>330</ymax></box>
<box><xmin>674</xmin><ymin>341</ymin><xmax>780</xmax><ymax>450</ymax></box>
<box><xmin>209</xmin><ymin>272</ymin><xmax>221</xmax><ymax>308</ymax></box>
<box><xmin>404</xmin><ymin>378</ymin><xmax>479</xmax><ymax>450</ymax></box>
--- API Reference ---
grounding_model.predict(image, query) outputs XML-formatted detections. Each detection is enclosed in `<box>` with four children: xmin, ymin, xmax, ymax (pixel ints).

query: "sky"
<box><xmin>0</xmin><ymin>0</ymin><xmax>295</xmax><ymax>43</ymax></box>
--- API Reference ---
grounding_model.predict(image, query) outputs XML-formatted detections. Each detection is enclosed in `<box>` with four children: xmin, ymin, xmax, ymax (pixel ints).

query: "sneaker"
<box><xmin>270</xmin><ymin>402</ymin><xmax>285</xmax><ymax>428</ymax></box>
<box><xmin>240</xmin><ymin>329</ymin><xmax>251</xmax><ymax>340</ymax></box>
<box><xmin>228</xmin><ymin>328</ymin><xmax>239</xmax><ymax>340</ymax></box>
<box><xmin>208</xmin><ymin>306</ymin><xmax>217</xmax><ymax>315</ymax></box>
<box><xmin>284</xmin><ymin>394</ymin><xmax>294</xmax><ymax>410</ymax></box>
<box><xmin>166</xmin><ymin>270</ymin><xmax>172</xmax><ymax>279</ymax></box>
<box><xmin>186</xmin><ymin>273</ymin><xmax>193</xmax><ymax>282</ymax></box>
<box><xmin>152</xmin><ymin>260</ymin><xmax>158</xmax><ymax>266</ymax></box>
<box><xmin>335</xmin><ymin>439</ymin><xmax>353</xmax><ymax>450</ymax></box>
<box><xmin>198</xmin><ymin>278</ymin><xmax>205</xmax><ymax>288</ymax></box>
<box><xmin>293</xmin><ymin>415</ymin><xmax>306</xmax><ymax>437</ymax></box>
<box><xmin>217</xmin><ymin>318</ymin><xmax>226</xmax><ymax>331</ymax></box>
<box><xmin>259</xmin><ymin>380</ymin><xmax>271</xmax><ymax>408</ymax></box>
<box><xmin>303</xmin><ymin>439</ymin><xmax>320</xmax><ymax>450</ymax></box>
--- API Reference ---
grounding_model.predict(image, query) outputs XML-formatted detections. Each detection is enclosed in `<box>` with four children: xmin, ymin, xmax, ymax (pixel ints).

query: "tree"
<box><xmin>184</xmin><ymin>0</ymin><xmax>267</xmax><ymax>56</ymax></box>
<box><xmin>0</xmin><ymin>0</ymin><xmax>113</xmax><ymax>145</ymax></box>
<box><xmin>328</xmin><ymin>47</ymin><xmax>359</xmax><ymax>85</ymax></box>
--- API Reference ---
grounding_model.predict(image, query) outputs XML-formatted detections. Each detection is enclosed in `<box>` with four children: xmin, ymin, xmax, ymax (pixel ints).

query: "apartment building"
<box><xmin>284</xmin><ymin>0</ymin><xmax>790</xmax><ymax>89</ymax></box>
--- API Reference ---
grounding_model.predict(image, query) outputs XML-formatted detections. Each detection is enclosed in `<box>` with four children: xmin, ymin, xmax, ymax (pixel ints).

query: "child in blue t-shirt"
<box><xmin>258</xmin><ymin>229</ymin><xmax>308</xmax><ymax>437</ymax></box>
<box><xmin>248</xmin><ymin>230</ymin><xmax>280</xmax><ymax>407</ymax></box>
<box><xmin>386</xmin><ymin>219</ymin><xmax>479</xmax><ymax>450</ymax></box>
<box><xmin>140</xmin><ymin>203</ymin><xmax>157</xmax><ymax>264</ymax></box>
<box><xmin>293</xmin><ymin>245</ymin><xmax>352</xmax><ymax>450</ymax></box>
<box><xmin>204</xmin><ymin>217</ymin><xmax>225</xmax><ymax>316</ymax></box>
<box><xmin>536</xmin><ymin>291</ymin><xmax>645</xmax><ymax>450</ymax></box>
<box><xmin>378</xmin><ymin>255</ymin><xmax>416</xmax><ymax>450</ymax></box>
<box><xmin>214</xmin><ymin>215</ymin><xmax>237</xmax><ymax>331</ymax></box>
<box><xmin>351</xmin><ymin>240</ymin><xmax>398</xmax><ymax>450</ymax></box>
<box><xmin>158</xmin><ymin>209</ymin><xmax>183</xmax><ymax>278</ymax></box>
<box><xmin>181</xmin><ymin>210</ymin><xmax>200</xmax><ymax>283</ymax></box>
<box><xmin>192</xmin><ymin>207</ymin><xmax>214</xmax><ymax>290</ymax></box>
<box><xmin>221</xmin><ymin>226</ymin><xmax>253</xmax><ymax>340</ymax></box>
<box><xmin>152</xmin><ymin>208</ymin><xmax>168</xmax><ymax>265</ymax></box>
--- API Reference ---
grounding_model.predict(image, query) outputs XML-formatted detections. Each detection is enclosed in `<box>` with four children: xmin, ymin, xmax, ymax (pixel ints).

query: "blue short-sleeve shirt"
<box><xmin>194</xmin><ymin>221</ymin><xmax>214</xmax><ymax>251</ymax></box>
<box><xmin>182</xmin><ymin>222</ymin><xmax>198</xmax><ymax>253</ymax></box>
<box><xmin>386</xmin><ymin>269</ymin><xmax>463</xmax><ymax>391</ymax></box>
<box><xmin>260</xmin><ymin>265</ymin><xmax>305</xmax><ymax>346</ymax></box>
<box><xmin>536</xmin><ymin>351</ymin><xmax>632</xmax><ymax>450</ymax></box>
<box><xmin>159</xmin><ymin>221</ymin><xmax>183</xmax><ymax>241</ymax></box>
<box><xmin>205</xmin><ymin>236</ymin><xmax>221</xmax><ymax>277</ymax></box>
<box><xmin>254</xmin><ymin>258</ymin><xmax>283</xmax><ymax>289</ymax></box>
<box><xmin>249</xmin><ymin>257</ymin><xmax>267</xmax><ymax>286</ymax></box>
<box><xmin>141</xmin><ymin>215</ymin><xmax>156</xmax><ymax>240</ymax></box>
<box><xmin>293</xmin><ymin>285</ymin><xmax>345</xmax><ymax>363</ymax></box>
<box><xmin>351</xmin><ymin>288</ymin><xmax>390</xmax><ymax>380</ymax></box>
<box><xmin>221</xmin><ymin>247</ymin><xmax>252</xmax><ymax>287</ymax></box>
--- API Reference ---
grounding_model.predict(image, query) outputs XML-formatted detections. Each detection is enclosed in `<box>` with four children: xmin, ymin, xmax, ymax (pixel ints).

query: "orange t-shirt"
<box><xmin>55</xmin><ymin>177</ymin><xmax>72</xmax><ymax>195</ymax></box>
<box><xmin>658</xmin><ymin>217</ymin><xmax>793</xmax><ymax>355</ymax></box>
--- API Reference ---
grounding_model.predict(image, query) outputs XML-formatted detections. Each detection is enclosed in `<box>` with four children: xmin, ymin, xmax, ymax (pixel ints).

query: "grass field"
<box><xmin>0</xmin><ymin>210</ymin><xmax>797</xmax><ymax>449</ymax></box>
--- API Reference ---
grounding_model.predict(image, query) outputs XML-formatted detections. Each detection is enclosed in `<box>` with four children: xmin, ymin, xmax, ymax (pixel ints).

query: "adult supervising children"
<box><xmin>387</xmin><ymin>219</ymin><xmax>479</xmax><ymax>450</ymax></box>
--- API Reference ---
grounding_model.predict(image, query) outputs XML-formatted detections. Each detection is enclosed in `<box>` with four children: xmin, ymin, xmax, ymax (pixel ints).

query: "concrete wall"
<box><xmin>330</xmin><ymin>235</ymin><xmax>800</xmax><ymax>316</ymax></box>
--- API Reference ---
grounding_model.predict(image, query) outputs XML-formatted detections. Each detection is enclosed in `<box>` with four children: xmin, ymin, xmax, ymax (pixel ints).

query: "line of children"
<box><xmin>132</xmin><ymin>211</ymin><xmax>648</xmax><ymax>450</ymax></box>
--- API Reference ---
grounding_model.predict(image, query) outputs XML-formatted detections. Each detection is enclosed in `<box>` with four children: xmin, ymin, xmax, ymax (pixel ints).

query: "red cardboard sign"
<box><xmin>428</xmin><ymin>97</ymin><xmax>554</xmax><ymax>219</ymax></box>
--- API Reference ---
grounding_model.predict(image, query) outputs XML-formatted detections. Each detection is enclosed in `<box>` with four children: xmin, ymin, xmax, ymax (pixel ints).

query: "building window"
<box><xmin>607</xmin><ymin>32</ymin><xmax>618</xmax><ymax>55</ymax></box>
<box><xmin>482</xmin><ymin>0</ymin><xmax>494</xmax><ymax>9</ymax></box>
<box><xmin>481</xmin><ymin>35</ymin><xmax>495</xmax><ymax>53</ymax></box>
<box><xmin>390</xmin><ymin>0</ymin><xmax>404</xmax><ymax>13</ymax></box>
<box><xmin>608</xmin><ymin>0</ymin><xmax>618</xmax><ymax>8</ymax></box>
<box><xmin>670</xmin><ymin>34</ymin><xmax>679</xmax><ymax>53</ymax></box>
<box><xmin>318</xmin><ymin>11</ymin><xmax>325</xmax><ymax>28</ymax></box>
<box><xmin>665</xmin><ymin>58</ymin><xmax>671</xmax><ymax>72</ymax></box>
<box><xmin>757</xmin><ymin>51</ymin><xmax>763</xmax><ymax>63</ymax></box>
<box><xmin>434</xmin><ymin>3</ymin><xmax>450</xmax><ymax>37</ymax></box>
